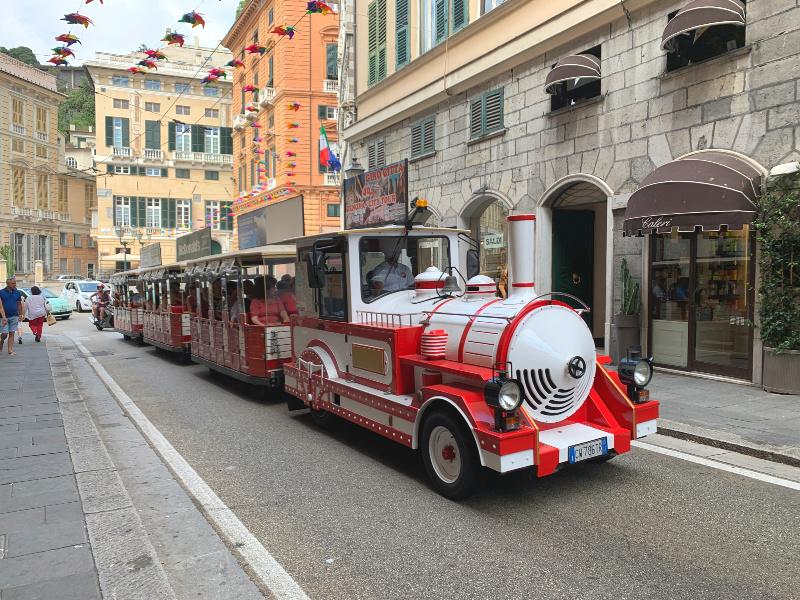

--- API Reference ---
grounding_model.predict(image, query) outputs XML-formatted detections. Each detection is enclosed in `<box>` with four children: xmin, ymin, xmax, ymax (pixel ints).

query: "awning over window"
<box><xmin>661</xmin><ymin>0</ymin><xmax>746</xmax><ymax>50</ymax></box>
<box><xmin>544</xmin><ymin>54</ymin><xmax>601</xmax><ymax>95</ymax></box>
<box><xmin>623</xmin><ymin>150</ymin><xmax>762</xmax><ymax>236</ymax></box>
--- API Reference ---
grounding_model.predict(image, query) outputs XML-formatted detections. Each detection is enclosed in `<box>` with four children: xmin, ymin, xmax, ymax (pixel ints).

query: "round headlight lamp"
<box><xmin>498</xmin><ymin>380</ymin><xmax>523</xmax><ymax>411</ymax></box>
<box><xmin>633</xmin><ymin>360</ymin><xmax>653</xmax><ymax>387</ymax></box>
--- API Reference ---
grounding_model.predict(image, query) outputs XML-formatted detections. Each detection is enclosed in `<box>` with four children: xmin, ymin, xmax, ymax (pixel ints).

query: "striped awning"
<box><xmin>662</xmin><ymin>0</ymin><xmax>746</xmax><ymax>50</ymax></box>
<box><xmin>544</xmin><ymin>54</ymin><xmax>601</xmax><ymax>95</ymax></box>
<box><xmin>623</xmin><ymin>150</ymin><xmax>763</xmax><ymax>237</ymax></box>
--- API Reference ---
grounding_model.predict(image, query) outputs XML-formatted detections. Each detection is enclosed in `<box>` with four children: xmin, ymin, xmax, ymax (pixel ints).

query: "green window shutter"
<box><xmin>435</xmin><ymin>0</ymin><xmax>448</xmax><ymax>43</ymax></box>
<box><xmin>452</xmin><ymin>0</ymin><xmax>468</xmax><ymax>32</ymax></box>
<box><xmin>161</xmin><ymin>168</ymin><xmax>168</xmax><ymax>177</ymax></box>
<box><xmin>268</xmin><ymin>56</ymin><xmax>274</xmax><ymax>86</ymax></box>
<box><xmin>423</xmin><ymin>117</ymin><xmax>435</xmax><ymax>154</ymax></box>
<box><xmin>410</xmin><ymin>122</ymin><xmax>423</xmax><ymax>158</ymax></box>
<box><xmin>367</xmin><ymin>1</ymin><xmax>378</xmax><ymax>86</ymax></box>
<box><xmin>130</xmin><ymin>196</ymin><xmax>138</xmax><ymax>226</ymax></box>
<box><xmin>368</xmin><ymin>142</ymin><xmax>376</xmax><ymax>169</ymax></box>
<box><xmin>168</xmin><ymin>122</ymin><xmax>176</xmax><ymax>151</ymax></box>
<box><xmin>161</xmin><ymin>198</ymin><xmax>170</xmax><ymax>226</ymax></box>
<box><xmin>469</xmin><ymin>97</ymin><xmax>483</xmax><ymax>139</ymax></box>
<box><xmin>191</xmin><ymin>125</ymin><xmax>204</xmax><ymax>153</ymax></box>
<box><xmin>106</xmin><ymin>164</ymin><xmax>113</xmax><ymax>174</ymax></box>
<box><xmin>138</xmin><ymin>197</ymin><xmax>147</xmax><ymax>227</ymax></box>
<box><xmin>326</xmin><ymin>43</ymin><xmax>338</xmax><ymax>79</ymax></box>
<box><xmin>484</xmin><ymin>88</ymin><xmax>504</xmax><ymax>134</ymax></box>
<box><xmin>170</xmin><ymin>199</ymin><xmax>177</xmax><ymax>229</ymax></box>
<box><xmin>220</xmin><ymin>127</ymin><xmax>233</xmax><ymax>154</ymax></box>
<box><xmin>145</xmin><ymin>120</ymin><xmax>161</xmax><ymax>149</ymax></box>
<box><xmin>121</xmin><ymin>118</ymin><xmax>130</xmax><ymax>147</ymax></box>
<box><xmin>395</xmin><ymin>0</ymin><xmax>409</xmax><ymax>68</ymax></box>
<box><xmin>377</xmin><ymin>0</ymin><xmax>387</xmax><ymax>80</ymax></box>
<box><xmin>105</xmin><ymin>116</ymin><xmax>113</xmax><ymax>146</ymax></box>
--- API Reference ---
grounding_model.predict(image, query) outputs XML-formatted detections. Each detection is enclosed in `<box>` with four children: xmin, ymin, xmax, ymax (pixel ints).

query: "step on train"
<box><xmin>109</xmin><ymin>205</ymin><xmax>659</xmax><ymax>498</ymax></box>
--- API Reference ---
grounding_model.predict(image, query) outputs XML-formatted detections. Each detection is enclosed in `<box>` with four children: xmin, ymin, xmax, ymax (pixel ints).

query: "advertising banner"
<box><xmin>236</xmin><ymin>196</ymin><xmax>305</xmax><ymax>249</ymax></box>
<box><xmin>176</xmin><ymin>228</ymin><xmax>213</xmax><ymax>262</ymax></box>
<box><xmin>343</xmin><ymin>160</ymin><xmax>408</xmax><ymax>229</ymax></box>
<box><xmin>140</xmin><ymin>242</ymin><xmax>162</xmax><ymax>268</ymax></box>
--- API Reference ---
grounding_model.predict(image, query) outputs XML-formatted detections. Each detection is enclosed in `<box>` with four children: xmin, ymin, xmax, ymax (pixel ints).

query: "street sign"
<box><xmin>343</xmin><ymin>160</ymin><xmax>408</xmax><ymax>230</ymax></box>
<box><xmin>176</xmin><ymin>228</ymin><xmax>213</xmax><ymax>262</ymax></box>
<box><xmin>140</xmin><ymin>242</ymin><xmax>162</xmax><ymax>268</ymax></box>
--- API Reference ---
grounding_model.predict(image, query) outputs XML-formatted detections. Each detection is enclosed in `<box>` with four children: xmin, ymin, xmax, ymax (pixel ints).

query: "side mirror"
<box><xmin>466</xmin><ymin>249</ymin><xmax>480</xmax><ymax>280</ymax></box>
<box><xmin>306</xmin><ymin>252</ymin><xmax>325</xmax><ymax>289</ymax></box>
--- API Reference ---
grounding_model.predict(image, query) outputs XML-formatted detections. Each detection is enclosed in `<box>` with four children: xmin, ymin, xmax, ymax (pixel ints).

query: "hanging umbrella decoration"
<box><xmin>270</xmin><ymin>24</ymin><xmax>296</xmax><ymax>39</ymax></box>
<box><xmin>178</xmin><ymin>11</ymin><xmax>206</xmax><ymax>28</ymax></box>
<box><xmin>55</xmin><ymin>34</ymin><xmax>81</xmax><ymax>46</ymax></box>
<box><xmin>48</xmin><ymin>57</ymin><xmax>69</xmax><ymax>66</ymax></box>
<box><xmin>137</xmin><ymin>59</ymin><xmax>159</xmax><ymax>70</ymax></box>
<box><xmin>245</xmin><ymin>44</ymin><xmax>268</xmax><ymax>55</ymax></box>
<box><xmin>52</xmin><ymin>47</ymin><xmax>76</xmax><ymax>59</ymax></box>
<box><xmin>144</xmin><ymin>49</ymin><xmax>168</xmax><ymax>60</ymax></box>
<box><xmin>226</xmin><ymin>58</ymin><xmax>245</xmax><ymax>68</ymax></box>
<box><xmin>288</xmin><ymin>122</ymin><xmax>300</xmax><ymax>129</ymax></box>
<box><xmin>288</xmin><ymin>137</ymin><xmax>300</xmax><ymax>143</ymax></box>
<box><xmin>306</xmin><ymin>1</ymin><xmax>334</xmax><ymax>15</ymax></box>
<box><xmin>288</xmin><ymin>102</ymin><xmax>301</xmax><ymax>112</ymax></box>
<box><xmin>162</xmin><ymin>32</ymin><xmax>186</xmax><ymax>47</ymax></box>
<box><xmin>61</xmin><ymin>13</ymin><xmax>93</xmax><ymax>27</ymax></box>
<box><xmin>127</xmin><ymin>66</ymin><xmax>147</xmax><ymax>75</ymax></box>
<box><xmin>243</xmin><ymin>84</ymin><xmax>259</xmax><ymax>93</ymax></box>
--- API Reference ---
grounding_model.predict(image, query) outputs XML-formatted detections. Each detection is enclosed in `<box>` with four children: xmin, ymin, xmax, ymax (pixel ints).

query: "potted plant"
<box><xmin>612</xmin><ymin>258</ymin><xmax>641</xmax><ymax>364</ymax></box>
<box><xmin>754</xmin><ymin>172</ymin><xmax>800</xmax><ymax>394</ymax></box>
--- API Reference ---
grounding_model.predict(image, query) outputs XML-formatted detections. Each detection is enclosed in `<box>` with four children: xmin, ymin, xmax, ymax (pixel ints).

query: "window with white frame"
<box><xmin>73</xmin><ymin>234</ymin><xmax>82</xmax><ymax>248</ymax></box>
<box><xmin>113</xmin><ymin>98</ymin><xmax>129</xmax><ymax>109</ymax></box>
<box><xmin>111</xmin><ymin>75</ymin><xmax>130</xmax><ymax>87</ymax></box>
<box><xmin>175</xmin><ymin>83</ymin><xmax>191</xmax><ymax>94</ymax></box>
<box><xmin>175</xmin><ymin>123</ymin><xmax>191</xmax><ymax>152</ymax></box>
<box><xmin>114</xmin><ymin>196</ymin><xmax>131</xmax><ymax>226</ymax></box>
<box><xmin>113</xmin><ymin>117</ymin><xmax>124</xmax><ymax>147</ymax></box>
<box><xmin>204</xmin><ymin>127</ymin><xmax>220</xmax><ymax>154</ymax></box>
<box><xmin>144</xmin><ymin>79</ymin><xmax>161</xmax><ymax>91</ymax></box>
<box><xmin>146</xmin><ymin>198</ymin><xmax>161</xmax><ymax>227</ymax></box>
<box><xmin>205</xmin><ymin>201</ymin><xmax>232</xmax><ymax>231</ymax></box>
<box><xmin>145</xmin><ymin>167</ymin><xmax>161</xmax><ymax>177</ymax></box>
<box><xmin>205</xmin><ymin>108</ymin><xmax>219</xmax><ymax>118</ymax></box>
<box><xmin>145</xmin><ymin>101</ymin><xmax>161</xmax><ymax>113</ymax></box>
<box><xmin>481</xmin><ymin>0</ymin><xmax>503</xmax><ymax>14</ymax></box>
<box><xmin>176</xmin><ymin>200</ymin><xmax>191</xmax><ymax>229</ymax></box>
<box><xmin>420</xmin><ymin>0</ymin><xmax>469</xmax><ymax>53</ymax></box>
<box><xmin>114</xmin><ymin>165</ymin><xmax>130</xmax><ymax>175</ymax></box>
<box><xmin>176</xmin><ymin>105</ymin><xmax>191</xmax><ymax>116</ymax></box>
<box><xmin>66</xmin><ymin>156</ymin><xmax>78</xmax><ymax>169</ymax></box>
<box><xmin>203</xmin><ymin>86</ymin><xmax>220</xmax><ymax>97</ymax></box>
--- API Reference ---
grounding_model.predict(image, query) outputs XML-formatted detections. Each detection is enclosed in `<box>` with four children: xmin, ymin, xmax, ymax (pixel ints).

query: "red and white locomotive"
<box><xmin>284</xmin><ymin>205</ymin><xmax>659</xmax><ymax>498</ymax></box>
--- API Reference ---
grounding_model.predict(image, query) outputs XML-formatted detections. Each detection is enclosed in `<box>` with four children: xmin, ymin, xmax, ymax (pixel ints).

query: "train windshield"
<box><xmin>359</xmin><ymin>236</ymin><xmax>450</xmax><ymax>302</ymax></box>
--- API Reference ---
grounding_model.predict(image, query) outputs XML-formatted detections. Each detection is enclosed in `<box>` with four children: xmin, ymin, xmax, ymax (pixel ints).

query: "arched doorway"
<box><xmin>538</xmin><ymin>176</ymin><xmax>612</xmax><ymax>350</ymax></box>
<box><xmin>459</xmin><ymin>193</ymin><xmax>512</xmax><ymax>286</ymax></box>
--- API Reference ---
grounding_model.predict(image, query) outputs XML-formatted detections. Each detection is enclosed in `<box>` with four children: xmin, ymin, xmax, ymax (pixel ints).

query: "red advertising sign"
<box><xmin>343</xmin><ymin>160</ymin><xmax>408</xmax><ymax>229</ymax></box>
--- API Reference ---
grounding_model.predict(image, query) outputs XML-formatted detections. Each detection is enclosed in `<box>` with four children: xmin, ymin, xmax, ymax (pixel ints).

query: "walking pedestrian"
<box><xmin>24</xmin><ymin>286</ymin><xmax>50</xmax><ymax>343</ymax></box>
<box><xmin>0</xmin><ymin>277</ymin><xmax>24</xmax><ymax>356</ymax></box>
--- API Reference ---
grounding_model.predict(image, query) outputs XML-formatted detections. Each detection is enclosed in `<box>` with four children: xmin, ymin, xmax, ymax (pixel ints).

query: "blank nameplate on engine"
<box><xmin>352</xmin><ymin>343</ymin><xmax>387</xmax><ymax>375</ymax></box>
<box><xmin>568</xmin><ymin>438</ymin><xmax>607</xmax><ymax>464</ymax></box>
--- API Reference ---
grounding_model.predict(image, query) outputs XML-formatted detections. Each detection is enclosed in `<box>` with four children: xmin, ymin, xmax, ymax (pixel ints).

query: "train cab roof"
<box><xmin>277</xmin><ymin>225</ymin><xmax>470</xmax><ymax>246</ymax></box>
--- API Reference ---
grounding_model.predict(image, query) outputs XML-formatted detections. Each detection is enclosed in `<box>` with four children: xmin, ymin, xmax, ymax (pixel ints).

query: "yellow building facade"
<box><xmin>85</xmin><ymin>40</ymin><xmax>235</xmax><ymax>275</ymax></box>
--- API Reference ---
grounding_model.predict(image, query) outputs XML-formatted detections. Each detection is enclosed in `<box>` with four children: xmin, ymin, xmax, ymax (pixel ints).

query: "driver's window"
<box><xmin>319</xmin><ymin>240</ymin><xmax>347</xmax><ymax>320</ymax></box>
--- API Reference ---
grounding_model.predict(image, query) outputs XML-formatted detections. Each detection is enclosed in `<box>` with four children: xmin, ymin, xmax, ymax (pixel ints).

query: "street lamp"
<box><xmin>114</xmin><ymin>226</ymin><xmax>129</xmax><ymax>273</ymax></box>
<box><xmin>344</xmin><ymin>157</ymin><xmax>365</xmax><ymax>180</ymax></box>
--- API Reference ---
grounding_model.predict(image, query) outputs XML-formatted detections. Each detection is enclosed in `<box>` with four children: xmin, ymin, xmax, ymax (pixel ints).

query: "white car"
<box><xmin>62</xmin><ymin>280</ymin><xmax>105</xmax><ymax>312</ymax></box>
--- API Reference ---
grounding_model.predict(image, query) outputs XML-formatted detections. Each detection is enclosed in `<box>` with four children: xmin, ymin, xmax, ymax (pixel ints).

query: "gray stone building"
<box><xmin>342</xmin><ymin>0</ymin><xmax>800</xmax><ymax>383</ymax></box>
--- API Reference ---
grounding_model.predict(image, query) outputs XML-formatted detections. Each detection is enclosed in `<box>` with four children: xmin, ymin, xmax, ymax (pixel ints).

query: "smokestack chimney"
<box><xmin>506</xmin><ymin>214</ymin><xmax>536</xmax><ymax>303</ymax></box>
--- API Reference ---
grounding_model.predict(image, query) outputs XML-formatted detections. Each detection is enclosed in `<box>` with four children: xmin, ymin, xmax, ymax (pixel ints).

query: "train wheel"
<box><xmin>421</xmin><ymin>411</ymin><xmax>479</xmax><ymax>500</ymax></box>
<box><xmin>122</xmin><ymin>334</ymin><xmax>131</xmax><ymax>341</ymax></box>
<box><xmin>310</xmin><ymin>406</ymin><xmax>338</xmax><ymax>430</ymax></box>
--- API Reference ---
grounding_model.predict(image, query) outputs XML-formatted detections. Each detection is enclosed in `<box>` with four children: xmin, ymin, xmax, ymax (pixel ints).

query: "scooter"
<box><xmin>89</xmin><ymin>304</ymin><xmax>115</xmax><ymax>331</ymax></box>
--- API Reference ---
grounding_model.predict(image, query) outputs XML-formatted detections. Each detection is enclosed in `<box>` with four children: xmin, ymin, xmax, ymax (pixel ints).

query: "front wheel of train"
<box><xmin>421</xmin><ymin>411</ymin><xmax>479</xmax><ymax>500</ymax></box>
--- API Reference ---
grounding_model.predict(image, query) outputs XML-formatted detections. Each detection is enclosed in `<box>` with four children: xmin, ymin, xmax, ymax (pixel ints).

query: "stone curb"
<box><xmin>657</xmin><ymin>418</ymin><xmax>800</xmax><ymax>469</ymax></box>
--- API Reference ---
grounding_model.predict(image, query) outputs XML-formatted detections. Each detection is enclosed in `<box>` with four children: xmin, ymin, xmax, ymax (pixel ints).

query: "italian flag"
<box><xmin>319</xmin><ymin>125</ymin><xmax>341</xmax><ymax>171</ymax></box>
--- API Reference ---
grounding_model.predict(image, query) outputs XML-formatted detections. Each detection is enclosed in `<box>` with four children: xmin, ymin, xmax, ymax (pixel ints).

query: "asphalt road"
<box><xmin>55</xmin><ymin>315</ymin><xmax>800</xmax><ymax>600</ymax></box>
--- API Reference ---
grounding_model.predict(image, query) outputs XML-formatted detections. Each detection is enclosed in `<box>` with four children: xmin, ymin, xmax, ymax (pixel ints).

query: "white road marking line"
<box><xmin>633</xmin><ymin>441</ymin><xmax>800</xmax><ymax>492</ymax></box>
<box><xmin>71</xmin><ymin>338</ymin><xmax>310</xmax><ymax>600</ymax></box>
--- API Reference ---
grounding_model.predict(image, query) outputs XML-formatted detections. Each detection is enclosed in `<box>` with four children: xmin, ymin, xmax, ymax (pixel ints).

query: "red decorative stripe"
<box><xmin>457</xmin><ymin>299</ymin><xmax>502</xmax><ymax>363</ymax></box>
<box><xmin>507</xmin><ymin>214</ymin><xmax>536</xmax><ymax>221</ymax></box>
<box><xmin>512</xmin><ymin>282</ymin><xmax>535</xmax><ymax>288</ymax></box>
<box><xmin>415</xmin><ymin>280</ymin><xmax>445</xmax><ymax>290</ymax></box>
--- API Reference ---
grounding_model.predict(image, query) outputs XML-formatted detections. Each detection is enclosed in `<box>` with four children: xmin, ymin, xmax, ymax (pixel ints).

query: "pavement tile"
<box><xmin>16</xmin><ymin>441</ymin><xmax>69</xmax><ymax>458</ymax></box>
<box><xmin>31</xmin><ymin>429</ymin><xmax>67</xmax><ymax>445</ymax></box>
<box><xmin>0</xmin><ymin>447</ymin><xmax>17</xmax><ymax>459</ymax></box>
<box><xmin>0</xmin><ymin>432</ymin><xmax>34</xmax><ymax>450</ymax></box>
<box><xmin>68</xmin><ymin>436</ymin><xmax>113</xmax><ymax>473</ymax></box>
<box><xmin>45</xmin><ymin>501</ymin><xmax>85</xmax><ymax>525</ymax></box>
<box><xmin>0</xmin><ymin>453</ymin><xmax>73</xmax><ymax>485</ymax></box>
<box><xmin>1</xmin><ymin>477</ymin><xmax>79</xmax><ymax>513</ymax></box>
<box><xmin>0</xmin><ymin>507</ymin><xmax>46</xmax><ymax>534</ymax></box>
<box><xmin>0</xmin><ymin>546</ymin><xmax>96</xmax><ymax>591</ymax></box>
<box><xmin>0</xmin><ymin>423</ymin><xmax>20</xmax><ymax>433</ymax></box>
<box><xmin>0</xmin><ymin>415</ymin><xmax>37</xmax><ymax>427</ymax></box>
<box><xmin>75</xmin><ymin>470</ymin><xmax>132</xmax><ymax>514</ymax></box>
<box><xmin>0</xmin><ymin>572</ymin><xmax>102</xmax><ymax>600</ymax></box>
<box><xmin>17</xmin><ymin>418</ymin><xmax>64</xmax><ymax>432</ymax></box>
<box><xmin>5</xmin><ymin>520</ymin><xmax>88</xmax><ymax>558</ymax></box>
<box><xmin>18</xmin><ymin>403</ymin><xmax>61</xmax><ymax>418</ymax></box>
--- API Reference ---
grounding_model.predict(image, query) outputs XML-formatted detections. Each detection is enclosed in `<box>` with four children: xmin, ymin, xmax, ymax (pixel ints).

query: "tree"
<box><xmin>0</xmin><ymin>46</ymin><xmax>41</xmax><ymax>68</ymax></box>
<box><xmin>58</xmin><ymin>79</ymin><xmax>95</xmax><ymax>134</ymax></box>
<box><xmin>0</xmin><ymin>246</ymin><xmax>15</xmax><ymax>278</ymax></box>
<box><xmin>236</xmin><ymin>0</ymin><xmax>248</xmax><ymax>18</ymax></box>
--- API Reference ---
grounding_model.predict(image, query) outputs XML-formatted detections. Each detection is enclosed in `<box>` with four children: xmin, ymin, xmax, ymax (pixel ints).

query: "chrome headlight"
<box><xmin>633</xmin><ymin>360</ymin><xmax>653</xmax><ymax>387</ymax></box>
<box><xmin>485</xmin><ymin>377</ymin><xmax>523</xmax><ymax>412</ymax></box>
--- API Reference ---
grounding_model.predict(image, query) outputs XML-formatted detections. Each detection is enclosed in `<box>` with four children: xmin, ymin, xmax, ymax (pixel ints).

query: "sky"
<box><xmin>1</xmin><ymin>0</ymin><xmax>239</xmax><ymax>65</ymax></box>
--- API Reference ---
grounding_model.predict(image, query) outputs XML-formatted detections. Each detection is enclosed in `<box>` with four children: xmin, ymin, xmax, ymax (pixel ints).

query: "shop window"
<box><xmin>470</xmin><ymin>199</ymin><xmax>508</xmax><ymax>283</ymax></box>
<box><xmin>665</xmin><ymin>7</ymin><xmax>746</xmax><ymax>72</ymax></box>
<box><xmin>550</xmin><ymin>45</ymin><xmax>601</xmax><ymax>112</ymax></box>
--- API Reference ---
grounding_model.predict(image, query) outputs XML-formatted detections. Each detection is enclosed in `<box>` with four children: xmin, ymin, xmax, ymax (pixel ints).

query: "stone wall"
<box><xmin>350</xmin><ymin>0</ymin><xmax>800</xmax><ymax>323</ymax></box>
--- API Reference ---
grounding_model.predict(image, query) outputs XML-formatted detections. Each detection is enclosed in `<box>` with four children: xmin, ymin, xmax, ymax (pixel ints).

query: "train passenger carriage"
<box><xmin>185</xmin><ymin>245</ymin><xmax>296</xmax><ymax>388</ymax></box>
<box><xmin>282</xmin><ymin>205</ymin><xmax>660</xmax><ymax>498</ymax></box>
<box><xmin>111</xmin><ymin>269</ymin><xmax>144</xmax><ymax>343</ymax></box>
<box><xmin>139</xmin><ymin>263</ymin><xmax>191</xmax><ymax>357</ymax></box>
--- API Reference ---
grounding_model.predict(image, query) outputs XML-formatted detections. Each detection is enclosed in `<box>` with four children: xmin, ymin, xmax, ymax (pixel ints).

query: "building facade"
<box><xmin>63</xmin><ymin>124</ymin><xmax>96</xmax><ymax>172</ymax></box>
<box><xmin>223</xmin><ymin>0</ymin><xmax>341</xmax><ymax>242</ymax></box>
<box><xmin>0</xmin><ymin>53</ymin><xmax>66</xmax><ymax>280</ymax></box>
<box><xmin>85</xmin><ymin>40</ymin><xmax>235</xmax><ymax>277</ymax></box>
<box><xmin>342</xmin><ymin>0</ymin><xmax>800</xmax><ymax>383</ymax></box>
<box><xmin>57</xmin><ymin>160</ymin><xmax>96</xmax><ymax>279</ymax></box>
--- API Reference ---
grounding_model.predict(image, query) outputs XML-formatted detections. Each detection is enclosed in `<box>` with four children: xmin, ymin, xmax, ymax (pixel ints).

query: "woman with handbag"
<box><xmin>24</xmin><ymin>286</ymin><xmax>51</xmax><ymax>343</ymax></box>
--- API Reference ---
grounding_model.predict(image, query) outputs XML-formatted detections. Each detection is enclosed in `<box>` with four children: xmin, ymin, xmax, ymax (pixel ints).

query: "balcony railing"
<box><xmin>324</xmin><ymin>172</ymin><xmax>339</xmax><ymax>186</ymax></box>
<box><xmin>144</xmin><ymin>148</ymin><xmax>163</xmax><ymax>160</ymax></box>
<box><xmin>323</xmin><ymin>79</ymin><xmax>339</xmax><ymax>93</ymax></box>
<box><xmin>35</xmin><ymin>131</ymin><xmax>48</xmax><ymax>142</ymax></box>
<box><xmin>11</xmin><ymin>206</ymin><xmax>34</xmax><ymax>217</ymax></box>
<box><xmin>174</xmin><ymin>151</ymin><xmax>232</xmax><ymax>165</ymax></box>
<box><xmin>10</xmin><ymin>124</ymin><xmax>25</xmax><ymax>135</ymax></box>
<box><xmin>259</xmin><ymin>87</ymin><xmax>276</xmax><ymax>107</ymax></box>
<box><xmin>233</xmin><ymin>114</ymin><xmax>248</xmax><ymax>130</ymax></box>
<box><xmin>112</xmin><ymin>146</ymin><xmax>132</xmax><ymax>157</ymax></box>
<box><xmin>41</xmin><ymin>210</ymin><xmax>58</xmax><ymax>220</ymax></box>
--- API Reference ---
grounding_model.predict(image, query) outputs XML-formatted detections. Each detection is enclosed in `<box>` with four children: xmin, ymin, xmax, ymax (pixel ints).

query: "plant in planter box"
<box><xmin>612</xmin><ymin>258</ymin><xmax>641</xmax><ymax>363</ymax></box>
<box><xmin>753</xmin><ymin>173</ymin><xmax>800</xmax><ymax>394</ymax></box>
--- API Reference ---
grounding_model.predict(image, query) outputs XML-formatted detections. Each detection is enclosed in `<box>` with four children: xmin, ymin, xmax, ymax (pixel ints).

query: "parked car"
<box><xmin>62</xmin><ymin>280</ymin><xmax>104</xmax><ymax>312</ymax></box>
<box><xmin>19</xmin><ymin>287</ymin><xmax>73</xmax><ymax>320</ymax></box>
<box><xmin>55</xmin><ymin>274</ymin><xmax>82</xmax><ymax>281</ymax></box>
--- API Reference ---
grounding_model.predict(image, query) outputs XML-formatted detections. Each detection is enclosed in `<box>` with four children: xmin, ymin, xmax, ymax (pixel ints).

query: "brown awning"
<box><xmin>544</xmin><ymin>54</ymin><xmax>601</xmax><ymax>95</ymax></box>
<box><xmin>623</xmin><ymin>150</ymin><xmax>762</xmax><ymax>236</ymax></box>
<box><xmin>662</xmin><ymin>0</ymin><xmax>746</xmax><ymax>50</ymax></box>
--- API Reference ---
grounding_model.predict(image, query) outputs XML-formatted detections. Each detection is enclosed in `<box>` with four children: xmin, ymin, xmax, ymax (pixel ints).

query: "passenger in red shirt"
<box><xmin>249</xmin><ymin>276</ymin><xmax>289</xmax><ymax>325</ymax></box>
<box><xmin>276</xmin><ymin>275</ymin><xmax>297</xmax><ymax>315</ymax></box>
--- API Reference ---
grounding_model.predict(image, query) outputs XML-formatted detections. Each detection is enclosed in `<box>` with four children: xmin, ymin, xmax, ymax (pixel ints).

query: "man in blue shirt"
<box><xmin>0</xmin><ymin>277</ymin><xmax>24</xmax><ymax>356</ymax></box>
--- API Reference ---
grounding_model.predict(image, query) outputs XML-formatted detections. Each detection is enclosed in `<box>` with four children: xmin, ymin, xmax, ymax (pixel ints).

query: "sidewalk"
<box><xmin>0</xmin><ymin>335</ymin><xmax>264</xmax><ymax>600</ymax></box>
<box><xmin>651</xmin><ymin>371</ymin><xmax>800</xmax><ymax>465</ymax></box>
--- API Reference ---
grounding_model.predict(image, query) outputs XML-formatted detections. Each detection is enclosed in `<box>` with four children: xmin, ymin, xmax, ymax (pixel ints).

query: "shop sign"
<box><xmin>236</xmin><ymin>196</ymin><xmax>305</xmax><ymax>249</ymax></box>
<box><xmin>176</xmin><ymin>228</ymin><xmax>213</xmax><ymax>262</ymax></box>
<box><xmin>140</xmin><ymin>242</ymin><xmax>162</xmax><ymax>268</ymax></box>
<box><xmin>483</xmin><ymin>233</ymin><xmax>505</xmax><ymax>249</ymax></box>
<box><xmin>343</xmin><ymin>160</ymin><xmax>408</xmax><ymax>229</ymax></box>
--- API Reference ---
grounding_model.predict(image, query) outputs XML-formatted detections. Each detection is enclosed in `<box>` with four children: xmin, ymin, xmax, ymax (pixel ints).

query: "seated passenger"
<box><xmin>367</xmin><ymin>246</ymin><xmax>413</xmax><ymax>296</ymax></box>
<box><xmin>250</xmin><ymin>275</ymin><xmax>289</xmax><ymax>325</ymax></box>
<box><xmin>277</xmin><ymin>275</ymin><xmax>297</xmax><ymax>315</ymax></box>
<box><xmin>228</xmin><ymin>282</ymin><xmax>241</xmax><ymax>323</ymax></box>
